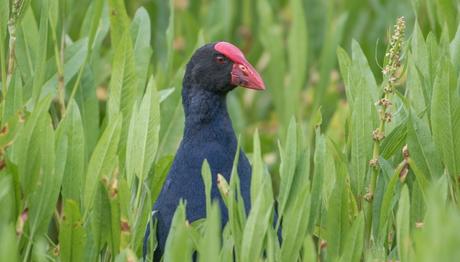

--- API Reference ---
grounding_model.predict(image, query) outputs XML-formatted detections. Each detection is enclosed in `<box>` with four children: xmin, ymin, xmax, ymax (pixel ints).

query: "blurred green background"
<box><xmin>1</xmin><ymin>0</ymin><xmax>460</xmax><ymax>261</ymax></box>
<box><xmin>18</xmin><ymin>0</ymin><xmax>453</xmax><ymax>163</ymax></box>
<box><xmin>110</xmin><ymin>0</ymin><xmax>456</xmax><ymax>167</ymax></box>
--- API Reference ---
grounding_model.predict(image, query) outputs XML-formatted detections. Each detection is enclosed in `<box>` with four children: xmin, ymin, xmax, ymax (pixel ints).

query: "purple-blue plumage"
<box><xmin>144</xmin><ymin>42</ymin><xmax>265</xmax><ymax>260</ymax></box>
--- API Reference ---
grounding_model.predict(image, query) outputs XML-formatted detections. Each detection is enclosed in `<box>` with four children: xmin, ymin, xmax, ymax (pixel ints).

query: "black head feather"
<box><xmin>184</xmin><ymin>43</ymin><xmax>236</xmax><ymax>94</ymax></box>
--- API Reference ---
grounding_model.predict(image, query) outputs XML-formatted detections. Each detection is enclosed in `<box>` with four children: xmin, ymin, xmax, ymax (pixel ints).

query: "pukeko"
<box><xmin>143</xmin><ymin>42</ymin><xmax>265</xmax><ymax>260</ymax></box>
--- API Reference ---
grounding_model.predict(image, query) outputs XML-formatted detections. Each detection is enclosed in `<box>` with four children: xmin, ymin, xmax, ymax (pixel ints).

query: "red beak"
<box><xmin>214</xmin><ymin>42</ymin><xmax>265</xmax><ymax>90</ymax></box>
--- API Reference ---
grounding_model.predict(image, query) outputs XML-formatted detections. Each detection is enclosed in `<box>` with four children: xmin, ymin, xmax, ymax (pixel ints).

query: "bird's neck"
<box><xmin>182</xmin><ymin>85</ymin><xmax>235</xmax><ymax>138</ymax></box>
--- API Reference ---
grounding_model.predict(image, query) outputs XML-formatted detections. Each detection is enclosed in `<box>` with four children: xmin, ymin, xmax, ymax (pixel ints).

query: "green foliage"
<box><xmin>60</xmin><ymin>199</ymin><xmax>85</xmax><ymax>262</ymax></box>
<box><xmin>431</xmin><ymin>57</ymin><xmax>460</xmax><ymax>177</ymax></box>
<box><xmin>0</xmin><ymin>0</ymin><xmax>459</xmax><ymax>261</ymax></box>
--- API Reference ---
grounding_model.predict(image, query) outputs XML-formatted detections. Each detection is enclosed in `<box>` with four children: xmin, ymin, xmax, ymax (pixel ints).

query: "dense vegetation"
<box><xmin>0</xmin><ymin>0</ymin><xmax>459</xmax><ymax>261</ymax></box>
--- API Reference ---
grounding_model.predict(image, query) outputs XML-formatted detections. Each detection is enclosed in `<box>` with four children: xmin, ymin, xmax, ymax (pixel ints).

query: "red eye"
<box><xmin>215</xmin><ymin>55</ymin><xmax>226</xmax><ymax>64</ymax></box>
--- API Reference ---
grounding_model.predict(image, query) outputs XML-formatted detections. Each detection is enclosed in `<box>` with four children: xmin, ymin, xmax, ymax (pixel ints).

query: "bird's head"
<box><xmin>184</xmin><ymin>42</ymin><xmax>265</xmax><ymax>94</ymax></box>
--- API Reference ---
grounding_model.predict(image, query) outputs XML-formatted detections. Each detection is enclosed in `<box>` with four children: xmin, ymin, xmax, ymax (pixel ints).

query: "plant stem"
<box><xmin>6</xmin><ymin>16</ymin><xmax>16</xmax><ymax>92</ymax></box>
<box><xmin>23</xmin><ymin>239</ymin><xmax>33</xmax><ymax>262</ymax></box>
<box><xmin>365</xmin><ymin>99</ymin><xmax>387</xmax><ymax>245</ymax></box>
<box><xmin>67</xmin><ymin>58</ymin><xmax>86</xmax><ymax>106</ymax></box>
<box><xmin>0</xmin><ymin>34</ymin><xmax>7</xmax><ymax>105</ymax></box>
<box><xmin>365</xmin><ymin>16</ymin><xmax>405</xmax><ymax>246</ymax></box>
<box><xmin>3</xmin><ymin>12</ymin><xmax>17</xmax><ymax>109</ymax></box>
<box><xmin>2</xmin><ymin>0</ymin><xmax>25</xmax><ymax>117</ymax></box>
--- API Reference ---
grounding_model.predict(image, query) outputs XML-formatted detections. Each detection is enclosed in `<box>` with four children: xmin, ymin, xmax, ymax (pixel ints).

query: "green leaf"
<box><xmin>107</xmin><ymin>30</ymin><xmax>138</xmax><ymax>167</ymax></box>
<box><xmin>199</xmin><ymin>202</ymin><xmax>221</xmax><ymax>262</ymax></box>
<box><xmin>131</xmin><ymin>7</ymin><xmax>153</xmax><ymax>90</ymax></box>
<box><xmin>371</xmin><ymin>158</ymin><xmax>392</xmax><ymax>237</ymax></box>
<box><xmin>413</xmin><ymin>177</ymin><xmax>460</xmax><ymax>261</ymax></box>
<box><xmin>257</xmin><ymin>0</ymin><xmax>287</xmax><ymax>127</ymax></box>
<box><xmin>337</xmin><ymin>47</ymin><xmax>352</xmax><ymax>105</ymax></box>
<box><xmin>152</xmin><ymin>0</ymin><xmax>173</xmax><ymax>80</ymax></box>
<box><xmin>241</xmin><ymin>174</ymin><xmax>274</xmax><ymax>262</ymax></box>
<box><xmin>326</xmin><ymin>169</ymin><xmax>348</xmax><ymax>260</ymax></box>
<box><xmin>15</xmin><ymin>9</ymin><xmax>39</xmax><ymax>83</ymax></box>
<box><xmin>27</xmin><ymin>112</ymin><xmax>60</xmax><ymax>239</ymax></box>
<box><xmin>126</xmin><ymin>77</ymin><xmax>161</xmax><ymax>184</ymax></box>
<box><xmin>312</xmin><ymin>13</ymin><xmax>347</xmax><ymax>110</ymax></box>
<box><xmin>0</xmin><ymin>224</ymin><xmax>19</xmax><ymax>262</ymax></box>
<box><xmin>84</xmin><ymin>114</ymin><xmax>122</xmax><ymax>212</ymax></box>
<box><xmin>286</xmin><ymin>0</ymin><xmax>308</xmax><ymax>119</ymax></box>
<box><xmin>12</xmin><ymin>0</ymin><xmax>31</xmax><ymax>23</ymax></box>
<box><xmin>30</xmin><ymin>237</ymin><xmax>48</xmax><ymax>261</ymax></box>
<box><xmin>201</xmin><ymin>160</ymin><xmax>212</xmax><ymax>217</ymax></box>
<box><xmin>0</xmin><ymin>173</ymin><xmax>17</xmax><ymax>224</ymax></box>
<box><xmin>409</xmin><ymin>179</ymin><xmax>425</xmax><ymax>234</ymax></box>
<box><xmin>380</xmin><ymin>121</ymin><xmax>407</xmax><ymax>159</ymax></box>
<box><xmin>86</xmin><ymin>0</ymin><xmax>104</xmax><ymax>48</ymax></box>
<box><xmin>85</xmin><ymin>184</ymin><xmax>112</xmax><ymax>261</ymax></box>
<box><xmin>349</xmin><ymin>69</ymin><xmax>374</xmax><ymax>198</ymax></box>
<box><xmin>407</xmin><ymin>111</ymin><xmax>443</xmax><ymax>179</ymax></box>
<box><xmin>0</xmin><ymin>0</ymin><xmax>8</xmax><ymax>85</ymax></box>
<box><xmin>56</xmin><ymin>100</ymin><xmax>85</xmax><ymax>202</ymax></box>
<box><xmin>450</xmin><ymin>23</ymin><xmax>460</xmax><ymax>71</ymax></box>
<box><xmin>426</xmin><ymin>33</ymin><xmax>441</xmax><ymax>92</ymax></box>
<box><xmin>277</xmin><ymin>118</ymin><xmax>297</xmax><ymax>220</ymax></box>
<box><xmin>351</xmin><ymin>40</ymin><xmax>379</xmax><ymax>102</ymax></box>
<box><xmin>164</xmin><ymin>201</ymin><xmax>193</xmax><ymax>262</ymax></box>
<box><xmin>2</xmin><ymin>72</ymin><xmax>24</xmax><ymax>123</ymax></box>
<box><xmin>228</xmin><ymin>139</ymin><xmax>246</xmax><ymax>259</ymax></box>
<box><xmin>60</xmin><ymin>200</ymin><xmax>86</xmax><ymax>262</ymax></box>
<box><xmin>410</xmin><ymin>21</ymin><xmax>429</xmax><ymax>80</ymax></box>
<box><xmin>75</xmin><ymin>65</ymin><xmax>100</xmax><ymax>158</ymax></box>
<box><xmin>301</xmin><ymin>236</ymin><xmax>316</xmax><ymax>262</ymax></box>
<box><xmin>308</xmin><ymin>128</ymin><xmax>325</xmax><ymax>233</ymax></box>
<box><xmin>431</xmin><ymin>57</ymin><xmax>460</xmax><ymax>177</ymax></box>
<box><xmin>130</xmin><ymin>181</ymin><xmax>156</xmax><ymax>255</ymax></box>
<box><xmin>31</xmin><ymin>0</ymin><xmax>49</xmax><ymax>106</ymax></box>
<box><xmin>407</xmin><ymin>158</ymin><xmax>429</xmax><ymax>198</ymax></box>
<box><xmin>0</xmin><ymin>0</ymin><xmax>7</xmax><ymax>41</ymax></box>
<box><xmin>47</xmin><ymin>0</ymin><xmax>58</xmax><ymax>33</ymax></box>
<box><xmin>110</xmin><ymin>188</ymin><xmax>128</xmax><ymax>254</ymax></box>
<box><xmin>217</xmin><ymin>174</ymin><xmax>230</xmax><ymax>210</ymax></box>
<box><xmin>12</xmin><ymin>96</ymin><xmax>52</xmax><ymax>192</ymax></box>
<box><xmin>114</xmin><ymin>249</ymin><xmax>137</xmax><ymax>262</ymax></box>
<box><xmin>435</xmin><ymin>0</ymin><xmax>457</xmax><ymax>38</ymax></box>
<box><xmin>157</xmin><ymin>91</ymin><xmax>184</xmax><ymax>157</ymax></box>
<box><xmin>340</xmin><ymin>212</ymin><xmax>364</xmax><ymax>262</ymax></box>
<box><xmin>219</xmin><ymin>226</ymin><xmax>233</xmax><ymax>262</ymax></box>
<box><xmin>406</xmin><ymin>57</ymin><xmax>428</xmax><ymax>117</ymax></box>
<box><xmin>281</xmin><ymin>180</ymin><xmax>311</xmax><ymax>262</ymax></box>
<box><xmin>164</xmin><ymin>0</ymin><xmax>175</xmax><ymax>77</ymax></box>
<box><xmin>108</xmin><ymin>0</ymin><xmax>130</xmax><ymax>45</ymax></box>
<box><xmin>204</xmin><ymin>0</ymin><xmax>233</xmax><ymax>40</ymax></box>
<box><xmin>266</xmin><ymin>224</ymin><xmax>281</xmax><ymax>262</ymax></box>
<box><xmin>159</xmin><ymin>87</ymin><xmax>175</xmax><ymax>103</ymax></box>
<box><xmin>397</xmin><ymin>185</ymin><xmax>413</xmax><ymax>262</ymax></box>
<box><xmin>377</xmin><ymin>169</ymin><xmax>401</xmax><ymax>244</ymax></box>
<box><xmin>250</xmin><ymin>129</ymin><xmax>264</xmax><ymax>206</ymax></box>
<box><xmin>42</xmin><ymin>38</ymin><xmax>89</xmax><ymax>98</ymax></box>
<box><xmin>150</xmin><ymin>156</ymin><xmax>174</xmax><ymax>202</ymax></box>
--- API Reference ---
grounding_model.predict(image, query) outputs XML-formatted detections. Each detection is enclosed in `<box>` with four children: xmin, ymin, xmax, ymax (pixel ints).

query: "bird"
<box><xmin>143</xmin><ymin>41</ymin><xmax>265</xmax><ymax>260</ymax></box>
